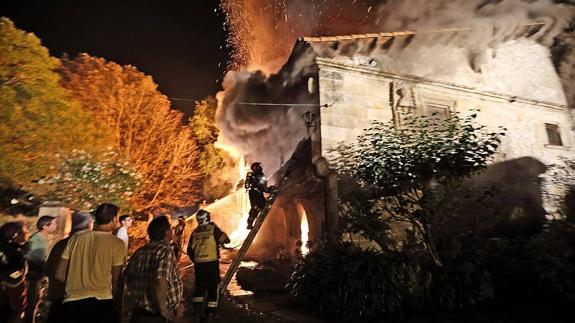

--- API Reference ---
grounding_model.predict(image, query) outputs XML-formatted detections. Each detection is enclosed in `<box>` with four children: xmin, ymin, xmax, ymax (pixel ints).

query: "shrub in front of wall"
<box><xmin>287</xmin><ymin>242</ymin><xmax>429</xmax><ymax>320</ymax></box>
<box><xmin>423</xmin><ymin>258</ymin><xmax>495</xmax><ymax>310</ymax></box>
<box><xmin>526</xmin><ymin>220</ymin><xmax>575</xmax><ymax>303</ymax></box>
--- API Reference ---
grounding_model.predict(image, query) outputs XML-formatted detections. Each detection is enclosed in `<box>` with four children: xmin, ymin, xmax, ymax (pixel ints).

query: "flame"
<box><xmin>203</xmin><ymin>191</ymin><xmax>250</xmax><ymax>248</ymax></box>
<box><xmin>301</xmin><ymin>209</ymin><xmax>309</xmax><ymax>255</ymax></box>
<box><xmin>221</xmin><ymin>0</ymin><xmax>378</xmax><ymax>72</ymax></box>
<box><xmin>214</xmin><ymin>138</ymin><xmax>243</xmax><ymax>160</ymax></box>
<box><xmin>198</xmin><ymin>142</ymin><xmax>252</xmax><ymax>248</ymax></box>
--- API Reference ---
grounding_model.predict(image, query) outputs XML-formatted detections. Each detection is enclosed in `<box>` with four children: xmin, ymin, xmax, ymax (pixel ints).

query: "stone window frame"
<box><xmin>544</xmin><ymin>123</ymin><xmax>563</xmax><ymax>147</ymax></box>
<box><xmin>415</xmin><ymin>95</ymin><xmax>457</xmax><ymax>120</ymax></box>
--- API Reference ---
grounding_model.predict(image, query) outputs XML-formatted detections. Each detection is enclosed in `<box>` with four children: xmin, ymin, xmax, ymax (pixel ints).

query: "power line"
<box><xmin>168</xmin><ymin>97</ymin><xmax>334</xmax><ymax>108</ymax></box>
<box><xmin>169</xmin><ymin>97</ymin><xmax>201</xmax><ymax>102</ymax></box>
<box><xmin>235</xmin><ymin>102</ymin><xmax>333</xmax><ymax>108</ymax></box>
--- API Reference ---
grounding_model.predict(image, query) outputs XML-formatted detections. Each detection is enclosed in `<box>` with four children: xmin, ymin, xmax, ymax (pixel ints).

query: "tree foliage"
<box><xmin>335</xmin><ymin>112</ymin><xmax>505</xmax><ymax>265</ymax></box>
<box><xmin>58</xmin><ymin>54</ymin><xmax>201</xmax><ymax>214</ymax></box>
<box><xmin>288</xmin><ymin>242</ymin><xmax>419</xmax><ymax>319</ymax></box>
<box><xmin>0</xmin><ymin>18</ymin><xmax>99</xmax><ymax>191</ymax></box>
<box><xmin>38</xmin><ymin>149</ymin><xmax>141</xmax><ymax>211</ymax></box>
<box><xmin>188</xmin><ymin>96</ymin><xmax>237</xmax><ymax>202</ymax></box>
<box><xmin>288</xmin><ymin>241</ymin><xmax>494</xmax><ymax>320</ymax></box>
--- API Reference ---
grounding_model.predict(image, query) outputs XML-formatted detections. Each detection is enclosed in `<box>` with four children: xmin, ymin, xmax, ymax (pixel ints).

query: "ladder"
<box><xmin>219</xmin><ymin>158</ymin><xmax>294</xmax><ymax>296</ymax></box>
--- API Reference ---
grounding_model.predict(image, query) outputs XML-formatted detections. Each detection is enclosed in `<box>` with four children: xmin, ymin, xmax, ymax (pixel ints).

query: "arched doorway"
<box><xmin>295</xmin><ymin>199</ymin><xmax>319</xmax><ymax>256</ymax></box>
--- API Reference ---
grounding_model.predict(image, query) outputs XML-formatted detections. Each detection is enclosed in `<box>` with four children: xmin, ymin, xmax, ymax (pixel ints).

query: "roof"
<box><xmin>301</xmin><ymin>22</ymin><xmax>545</xmax><ymax>42</ymax></box>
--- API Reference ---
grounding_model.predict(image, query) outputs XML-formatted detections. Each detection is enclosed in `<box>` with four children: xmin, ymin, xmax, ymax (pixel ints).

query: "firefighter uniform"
<box><xmin>188</xmin><ymin>218</ymin><xmax>229</xmax><ymax>316</ymax></box>
<box><xmin>245</xmin><ymin>162</ymin><xmax>272</xmax><ymax>229</ymax></box>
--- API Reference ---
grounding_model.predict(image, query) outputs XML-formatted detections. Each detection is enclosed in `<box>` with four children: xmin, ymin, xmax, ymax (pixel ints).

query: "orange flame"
<box><xmin>199</xmin><ymin>141</ymin><xmax>252</xmax><ymax>248</ymax></box>
<box><xmin>301</xmin><ymin>210</ymin><xmax>309</xmax><ymax>255</ymax></box>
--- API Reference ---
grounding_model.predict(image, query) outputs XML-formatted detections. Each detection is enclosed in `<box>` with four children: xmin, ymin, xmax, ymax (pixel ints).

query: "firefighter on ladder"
<box><xmin>188</xmin><ymin>209</ymin><xmax>230</xmax><ymax>319</ymax></box>
<box><xmin>245</xmin><ymin>162</ymin><xmax>275</xmax><ymax>230</ymax></box>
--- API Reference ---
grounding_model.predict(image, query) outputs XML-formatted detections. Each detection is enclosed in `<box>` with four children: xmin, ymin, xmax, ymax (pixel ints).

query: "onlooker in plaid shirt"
<box><xmin>125</xmin><ymin>216</ymin><xmax>182</xmax><ymax>323</ymax></box>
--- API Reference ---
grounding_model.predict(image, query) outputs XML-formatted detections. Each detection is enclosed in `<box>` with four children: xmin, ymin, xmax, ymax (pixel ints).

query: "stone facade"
<box><xmin>315</xmin><ymin>55</ymin><xmax>574</xmax><ymax>164</ymax></box>
<box><xmin>311</xmin><ymin>39</ymin><xmax>575</xmax><ymax>225</ymax></box>
<box><xmin>255</xmin><ymin>35</ymin><xmax>575</xmax><ymax>259</ymax></box>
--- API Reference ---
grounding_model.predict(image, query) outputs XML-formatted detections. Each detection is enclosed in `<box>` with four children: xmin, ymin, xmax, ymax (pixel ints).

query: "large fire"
<box><xmin>206</xmin><ymin>142</ymin><xmax>252</xmax><ymax>247</ymax></box>
<box><xmin>221</xmin><ymin>0</ymin><xmax>377</xmax><ymax>72</ymax></box>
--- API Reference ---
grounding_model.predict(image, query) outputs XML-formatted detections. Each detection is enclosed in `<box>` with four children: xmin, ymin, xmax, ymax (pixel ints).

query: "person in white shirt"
<box><xmin>116</xmin><ymin>215</ymin><xmax>133</xmax><ymax>249</ymax></box>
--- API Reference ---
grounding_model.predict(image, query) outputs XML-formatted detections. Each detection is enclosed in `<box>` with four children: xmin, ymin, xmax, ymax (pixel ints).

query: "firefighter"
<box><xmin>245</xmin><ymin>162</ymin><xmax>274</xmax><ymax>229</ymax></box>
<box><xmin>187</xmin><ymin>209</ymin><xmax>230</xmax><ymax>318</ymax></box>
<box><xmin>0</xmin><ymin>221</ymin><xmax>28</xmax><ymax>323</ymax></box>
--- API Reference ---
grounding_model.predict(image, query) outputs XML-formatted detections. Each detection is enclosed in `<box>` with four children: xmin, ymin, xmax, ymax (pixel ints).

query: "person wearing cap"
<box><xmin>44</xmin><ymin>211</ymin><xmax>93</xmax><ymax>323</ymax></box>
<box><xmin>25</xmin><ymin>215</ymin><xmax>57</xmax><ymax>322</ymax></box>
<box><xmin>187</xmin><ymin>209</ymin><xmax>229</xmax><ymax>318</ymax></box>
<box><xmin>0</xmin><ymin>221</ymin><xmax>28</xmax><ymax>323</ymax></box>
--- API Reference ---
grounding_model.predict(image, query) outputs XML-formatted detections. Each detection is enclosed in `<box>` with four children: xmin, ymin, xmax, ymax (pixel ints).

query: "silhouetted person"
<box><xmin>0</xmin><ymin>221</ymin><xmax>28</xmax><ymax>323</ymax></box>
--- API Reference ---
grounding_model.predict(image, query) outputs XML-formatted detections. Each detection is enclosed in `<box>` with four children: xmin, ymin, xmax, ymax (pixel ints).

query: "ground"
<box><xmin>174</xmin><ymin>251</ymin><xmax>309</xmax><ymax>323</ymax></box>
<box><xmin>171</xmin><ymin>249</ymin><xmax>572</xmax><ymax>323</ymax></box>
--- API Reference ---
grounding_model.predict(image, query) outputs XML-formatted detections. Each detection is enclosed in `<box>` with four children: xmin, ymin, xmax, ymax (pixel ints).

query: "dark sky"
<box><xmin>0</xmin><ymin>0</ymin><xmax>230</xmax><ymax>115</ymax></box>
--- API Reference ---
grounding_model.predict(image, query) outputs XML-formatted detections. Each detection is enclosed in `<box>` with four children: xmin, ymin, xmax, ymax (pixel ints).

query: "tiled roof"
<box><xmin>301</xmin><ymin>22</ymin><xmax>545</xmax><ymax>42</ymax></box>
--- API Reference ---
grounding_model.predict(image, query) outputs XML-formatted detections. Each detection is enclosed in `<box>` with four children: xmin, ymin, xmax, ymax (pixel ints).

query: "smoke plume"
<box><xmin>217</xmin><ymin>0</ymin><xmax>575</xmax><ymax>173</ymax></box>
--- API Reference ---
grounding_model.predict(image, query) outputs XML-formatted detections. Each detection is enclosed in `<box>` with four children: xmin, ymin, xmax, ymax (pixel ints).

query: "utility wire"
<box><xmin>235</xmin><ymin>102</ymin><xmax>333</xmax><ymax>108</ymax></box>
<box><xmin>168</xmin><ymin>97</ymin><xmax>334</xmax><ymax>108</ymax></box>
<box><xmin>169</xmin><ymin>97</ymin><xmax>201</xmax><ymax>102</ymax></box>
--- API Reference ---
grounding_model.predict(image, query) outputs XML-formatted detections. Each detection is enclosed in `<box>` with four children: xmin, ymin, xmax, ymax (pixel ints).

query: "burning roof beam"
<box><xmin>301</xmin><ymin>22</ymin><xmax>546</xmax><ymax>42</ymax></box>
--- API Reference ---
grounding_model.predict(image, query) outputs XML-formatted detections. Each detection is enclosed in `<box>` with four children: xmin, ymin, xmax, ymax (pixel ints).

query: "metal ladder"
<box><xmin>219</xmin><ymin>159</ymin><xmax>294</xmax><ymax>296</ymax></box>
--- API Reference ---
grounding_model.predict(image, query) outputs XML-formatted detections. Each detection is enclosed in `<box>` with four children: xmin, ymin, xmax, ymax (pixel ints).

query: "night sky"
<box><xmin>0</xmin><ymin>0</ymin><xmax>230</xmax><ymax>115</ymax></box>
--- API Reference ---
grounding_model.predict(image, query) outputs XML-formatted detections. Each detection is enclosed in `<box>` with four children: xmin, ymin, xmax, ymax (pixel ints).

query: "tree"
<box><xmin>0</xmin><ymin>18</ymin><xmax>100</xmax><ymax>192</ymax></box>
<box><xmin>188</xmin><ymin>96</ymin><xmax>237</xmax><ymax>202</ymax></box>
<box><xmin>38</xmin><ymin>149</ymin><xmax>141</xmax><ymax>211</ymax></box>
<box><xmin>58</xmin><ymin>54</ymin><xmax>201</xmax><ymax>214</ymax></box>
<box><xmin>335</xmin><ymin>112</ymin><xmax>505</xmax><ymax>266</ymax></box>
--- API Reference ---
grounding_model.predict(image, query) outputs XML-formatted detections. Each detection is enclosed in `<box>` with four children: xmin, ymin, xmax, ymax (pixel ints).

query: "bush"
<box><xmin>425</xmin><ymin>258</ymin><xmax>494</xmax><ymax>309</ymax></box>
<box><xmin>437</xmin><ymin>222</ymin><xmax>575</xmax><ymax>305</ymax></box>
<box><xmin>288</xmin><ymin>241</ymin><xmax>499</xmax><ymax>320</ymax></box>
<box><xmin>288</xmin><ymin>242</ymin><xmax>428</xmax><ymax>320</ymax></box>
<box><xmin>526</xmin><ymin>221</ymin><xmax>575</xmax><ymax>303</ymax></box>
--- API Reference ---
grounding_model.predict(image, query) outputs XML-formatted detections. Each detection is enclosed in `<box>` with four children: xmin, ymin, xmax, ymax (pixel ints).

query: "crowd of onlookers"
<box><xmin>0</xmin><ymin>202</ymin><xmax>190</xmax><ymax>323</ymax></box>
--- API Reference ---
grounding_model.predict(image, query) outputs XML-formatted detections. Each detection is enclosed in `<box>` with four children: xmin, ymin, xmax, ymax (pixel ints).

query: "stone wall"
<box><xmin>314</xmin><ymin>43</ymin><xmax>575</xmax><ymax>222</ymax></box>
<box><xmin>317</xmin><ymin>58</ymin><xmax>575</xmax><ymax>164</ymax></box>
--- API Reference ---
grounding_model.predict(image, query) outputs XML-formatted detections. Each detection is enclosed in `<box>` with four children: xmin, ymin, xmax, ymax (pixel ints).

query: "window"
<box><xmin>425</xmin><ymin>103</ymin><xmax>450</xmax><ymax>121</ymax></box>
<box><xmin>419</xmin><ymin>96</ymin><xmax>455</xmax><ymax>122</ymax></box>
<box><xmin>545</xmin><ymin>123</ymin><xmax>563</xmax><ymax>146</ymax></box>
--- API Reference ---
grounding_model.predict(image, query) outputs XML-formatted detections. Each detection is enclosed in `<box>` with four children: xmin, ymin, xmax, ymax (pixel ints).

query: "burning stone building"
<box><xmin>218</xmin><ymin>25</ymin><xmax>575</xmax><ymax>259</ymax></box>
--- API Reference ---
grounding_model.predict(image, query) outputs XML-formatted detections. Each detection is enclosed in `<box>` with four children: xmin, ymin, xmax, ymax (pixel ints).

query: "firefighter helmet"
<box><xmin>196</xmin><ymin>209</ymin><xmax>210</xmax><ymax>225</ymax></box>
<box><xmin>250</xmin><ymin>162</ymin><xmax>263</xmax><ymax>173</ymax></box>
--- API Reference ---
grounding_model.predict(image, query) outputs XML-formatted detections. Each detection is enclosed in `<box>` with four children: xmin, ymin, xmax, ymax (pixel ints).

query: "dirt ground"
<box><xmin>173</xmin><ymin>251</ymin><xmax>295</xmax><ymax>323</ymax></box>
<box><xmin>168</xmin><ymin>250</ymin><xmax>573</xmax><ymax>323</ymax></box>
